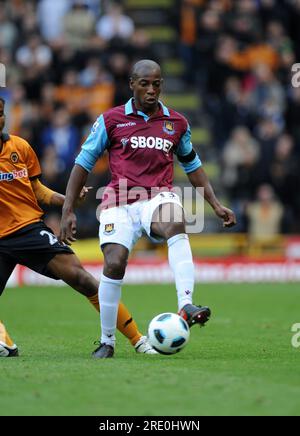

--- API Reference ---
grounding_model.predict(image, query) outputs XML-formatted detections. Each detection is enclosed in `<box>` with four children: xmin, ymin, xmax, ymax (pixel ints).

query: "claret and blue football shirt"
<box><xmin>75</xmin><ymin>98</ymin><xmax>202</xmax><ymax>207</ymax></box>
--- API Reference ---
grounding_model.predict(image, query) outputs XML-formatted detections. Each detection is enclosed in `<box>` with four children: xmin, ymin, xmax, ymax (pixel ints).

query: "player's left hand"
<box><xmin>214</xmin><ymin>205</ymin><xmax>236</xmax><ymax>228</ymax></box>
<box><xmin>60</xmin><ymin>211</ymin><xmax>77</xmax><ymax>245</ymax></box>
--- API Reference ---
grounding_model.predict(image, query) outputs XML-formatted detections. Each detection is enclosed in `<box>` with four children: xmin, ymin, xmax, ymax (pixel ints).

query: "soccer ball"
<box><xmin>148</xmin><ymin>313</ymin><xmax>190</xmax><ymax>355</ymax></box>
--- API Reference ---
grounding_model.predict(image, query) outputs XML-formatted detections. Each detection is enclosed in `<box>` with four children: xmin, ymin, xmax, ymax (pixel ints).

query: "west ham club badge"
<box><xmin>163</xmin><ymin>121</ymin><xmax>175</xmax><ymax>135</ymax></box>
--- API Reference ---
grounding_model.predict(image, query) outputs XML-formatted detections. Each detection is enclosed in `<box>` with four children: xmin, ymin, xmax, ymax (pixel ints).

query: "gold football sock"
<box><xmin>0</xmin><ymin>320</ymin><xmax>15</xmax><ymax>346</ymax></box>
<box><xmin>117</xmin><ymin>303</ymin><xmax>142</xmax><ymax>346</ymax></box>
<box><xmin>87</xmin><ymin>293</ymin><xmax>100</xmax><ymax>311</ymax></box>
<box><xmin>87</xmin><ymin>294</ymin><xmax>142</xmax><ymax>346</ymax></box>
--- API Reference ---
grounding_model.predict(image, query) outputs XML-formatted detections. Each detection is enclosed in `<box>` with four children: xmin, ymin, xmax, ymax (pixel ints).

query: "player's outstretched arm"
<box><xmin>31</xmin><ymin>179</ymin><xmax>64</xmax><ymax>206</ymax></box>
<box><xmin>187</xmin><ymin>167</ymin><xmax>236</xmax><ymax>228</ymax></box>
<box><xmin>60</xmin><ymin>164</ymin><xmax>89</xmax><ymax>245</ymax></box>
<box><xmin>31</xmin><ymin>179</ymin><xmax>92</xmax><ymax>208</ymax></box>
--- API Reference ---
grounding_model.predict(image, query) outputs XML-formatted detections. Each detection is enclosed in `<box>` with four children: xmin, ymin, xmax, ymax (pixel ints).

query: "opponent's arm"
<box><xmin>31</xmin><ymin>179</ymin><xmax>91</xmax><ymax>208</ymax></box>
<box><xmin>31</xmin><ymin>179</ymin><xmax>64</xmax><ymax>206</ymax></box>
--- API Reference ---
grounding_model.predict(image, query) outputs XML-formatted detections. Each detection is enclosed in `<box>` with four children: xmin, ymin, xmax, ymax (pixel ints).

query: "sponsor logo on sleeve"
<box><xmin>91</xmin><ymin>119</ymin><xmax>100</xmax><ymax>135</ymax></box>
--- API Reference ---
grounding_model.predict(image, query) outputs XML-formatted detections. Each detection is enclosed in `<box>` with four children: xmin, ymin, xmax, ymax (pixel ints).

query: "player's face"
<box><xmin>130</xmin><ymin>71</ymin><xmax>163</xmax><ymax>114</ymax></box>
<box><xmin>0</xmin><ymin>101</ymin><xmax>5</xmax><ymax>134</ymax></box>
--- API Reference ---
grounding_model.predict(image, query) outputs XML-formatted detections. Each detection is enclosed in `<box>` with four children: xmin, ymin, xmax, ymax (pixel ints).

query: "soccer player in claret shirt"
<box><xmin>60</xmin><ymin>60</ymin><xmax>236</xmax><ymax>359</ymax></box>
<box><xmin>0</xmin><ymin>97</ymin><xmax>156</xmax><ymax>357</ymax></box>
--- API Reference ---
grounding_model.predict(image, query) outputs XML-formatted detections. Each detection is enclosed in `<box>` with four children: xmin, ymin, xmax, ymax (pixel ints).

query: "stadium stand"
<box><xmin>1</xmin><ymin>0</ymin><xmax>299</xmax><ymax>258</ymax></box>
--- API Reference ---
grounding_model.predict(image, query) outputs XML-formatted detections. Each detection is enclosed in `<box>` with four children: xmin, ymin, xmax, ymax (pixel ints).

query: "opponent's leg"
<box><xmin>46</xmin><ymin>253</ymin><xmax>144</xmax><ymax>347</ymax></box>
<box><xmin>0</xmin><ymin>255</ymin><xmax>16</xmax><ymax>297</ymax></box>
<box><xmin>0</xmin><ymin>256</ymin><xmax>19</xmax><ymax>357</ymax></box>
<box><xmin>151</xmin><ymin>203</ymin><xmax>211</xmax><ymax>327</ymax></box>
<box><xmin>0</xmin><ymin>320</ymin><xmax>18</xmax><ymax>357</ymax></box>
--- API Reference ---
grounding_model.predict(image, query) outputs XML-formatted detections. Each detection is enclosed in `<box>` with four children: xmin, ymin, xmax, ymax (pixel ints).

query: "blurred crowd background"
<box><xmin>1</xmin><ymin>0</ymin><xmax>300</xmax><ymax>257</ymax></box>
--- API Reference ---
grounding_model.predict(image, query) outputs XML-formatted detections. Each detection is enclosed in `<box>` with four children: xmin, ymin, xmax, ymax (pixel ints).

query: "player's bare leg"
<box><xmin>102</xmin><ymin>243</ymin><xmax>129</xmax><ymax>279</ymax></box>
<box><xmin>151</xmin><ymin>203</ymin><xmax>211</xmax><ymax>327</ymax></box>
<box><xmin>46</xmin><ymin>253</ymin><xmax>154</xmax><ymax>354</ymax></box>
<box><xmin>47</xmin><ymin>253</ymin><xmax>98</xmax><ymax>297</ymax></box>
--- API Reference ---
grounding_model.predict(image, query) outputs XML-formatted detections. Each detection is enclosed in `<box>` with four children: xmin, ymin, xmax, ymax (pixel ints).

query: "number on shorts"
<box><xmin>159</xmin><ymin>192</ymin><xmax>176</xmax><ymax>199</ymax></box>
<box><xmin>40</xmin><ymin>230</ymin><xmax>58</xmax><ymax>246</ymax></box>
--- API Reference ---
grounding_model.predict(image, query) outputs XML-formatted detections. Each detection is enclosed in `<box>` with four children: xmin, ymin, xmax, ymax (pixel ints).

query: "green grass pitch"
<box><xmin>1</xmin><ymin>283</ymin><xmax>300</xmax><ymax>416</ymax></box>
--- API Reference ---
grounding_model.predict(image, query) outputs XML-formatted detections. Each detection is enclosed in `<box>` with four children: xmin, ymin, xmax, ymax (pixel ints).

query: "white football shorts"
<box><xmin>99</xmin><ymin>192</ymin><xmax>183</xmax><ymax>251</ymax></box>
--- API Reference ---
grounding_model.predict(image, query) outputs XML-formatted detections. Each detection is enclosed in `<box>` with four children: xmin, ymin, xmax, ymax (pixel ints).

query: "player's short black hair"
<box><xmin>0</xmin><ymin>97</ymin><xmax>5</xmax><ymax>106</ymax></box>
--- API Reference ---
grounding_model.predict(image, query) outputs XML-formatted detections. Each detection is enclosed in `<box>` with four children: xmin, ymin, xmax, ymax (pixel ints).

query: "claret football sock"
<box><xmin>167</xmin><ymin>233</ymin><xmax>195</xmax><ymax>311</ymax></box>
<box><xmin>98</xmin><ymin>274</ymin><xmax>122</xmax><ymax>347</ymax></box>
<box><xmin>87</xmin><ymin>292</ymin><xmax>142</xmax><ymax>346</ymax></box>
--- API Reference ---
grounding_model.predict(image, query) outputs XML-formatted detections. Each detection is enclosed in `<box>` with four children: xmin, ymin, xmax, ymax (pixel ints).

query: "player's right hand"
<box><xmin>60</xmin><ymin>211</ymin><xmax>77</xmax><ymax>245</ymax></box>
<box><xmin>214</xmin><ymin>205</ymin><xmax>236</xmax><ymax>228</ymax></box>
